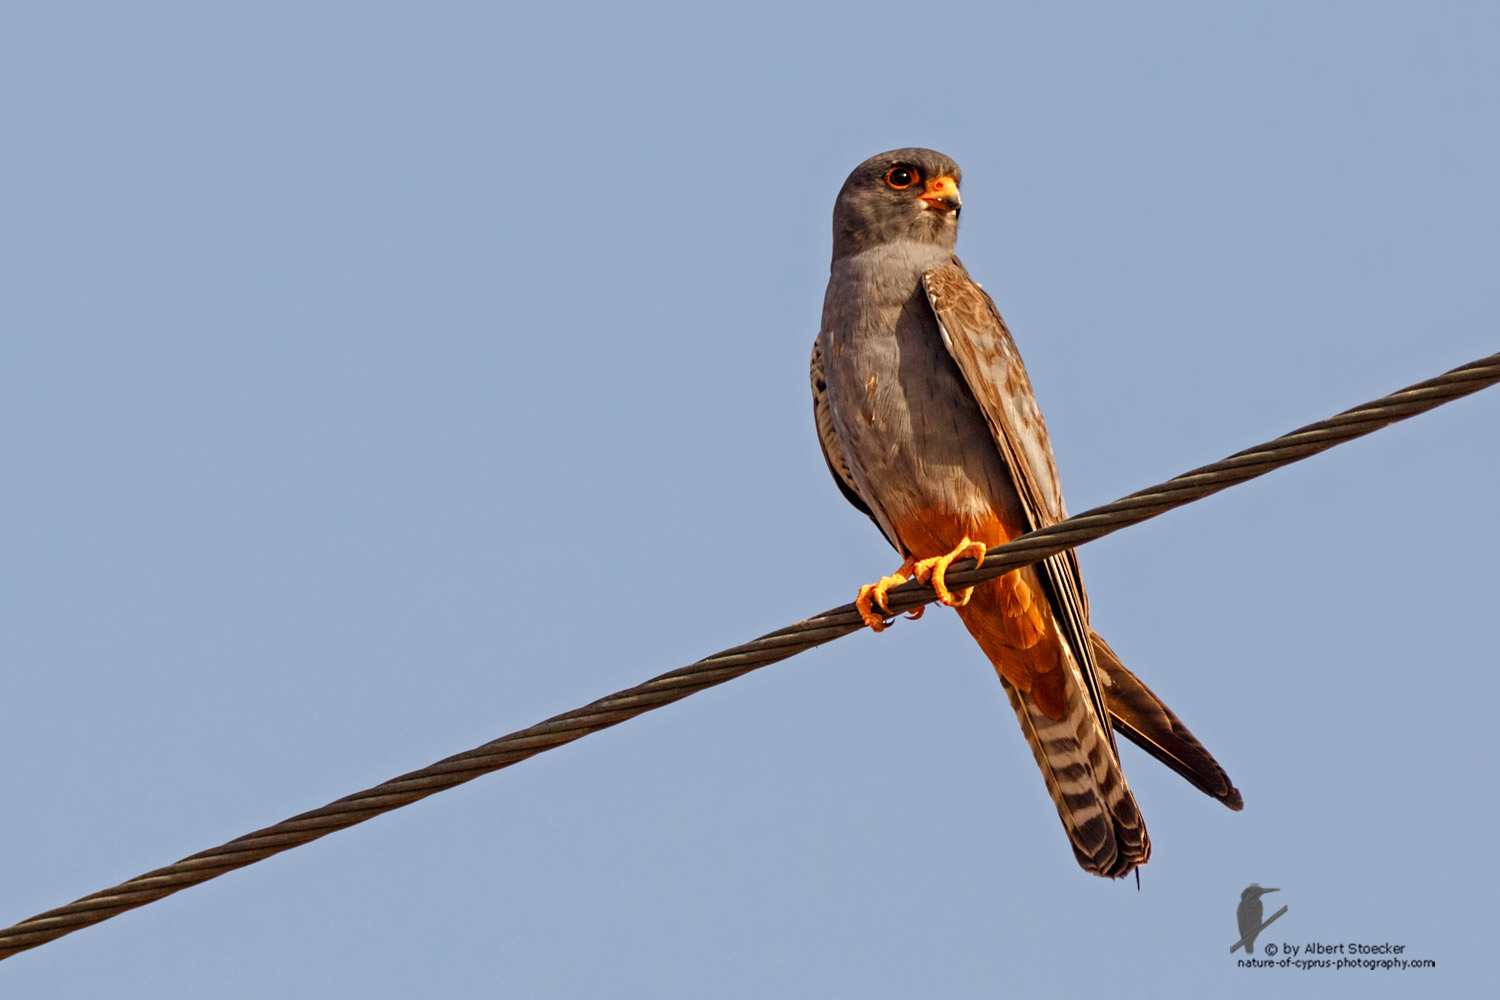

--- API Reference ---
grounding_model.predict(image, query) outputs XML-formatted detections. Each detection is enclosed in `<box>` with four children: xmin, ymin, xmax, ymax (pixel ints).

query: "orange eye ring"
<box><xmin>885</xmin><ymin>166</ymin><xmax>921</xmax><ymax>190</ymax></box>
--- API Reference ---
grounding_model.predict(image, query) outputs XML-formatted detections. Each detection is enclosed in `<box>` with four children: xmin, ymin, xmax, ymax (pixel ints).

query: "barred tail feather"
<box><xmin>956</xmin><ymin>583</ymin><xmax>1150</xmax><ymax>877</ymax></box>
<box><xmin>997</xmin><ymin>673</ymin><xmax>1150</xmax><ymax>878</ymax></box>
<box><xmin>949</xmin><ymin>562</ymin><xmax>1150</xmax><ymax>876</ymax></box>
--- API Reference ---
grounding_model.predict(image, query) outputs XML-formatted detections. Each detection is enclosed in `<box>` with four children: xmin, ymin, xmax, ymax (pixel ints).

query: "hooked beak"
<box><xmin>920</xmin><ymin>175</ymin><xmax>961</xmax><ymax>213</ymax></box>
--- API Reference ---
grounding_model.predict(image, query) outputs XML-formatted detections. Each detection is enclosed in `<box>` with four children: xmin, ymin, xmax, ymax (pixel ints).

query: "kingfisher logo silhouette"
<box><xmin>1231</xmin><ymin>884</ymin><xmax>1287</xmax><ymax>953</ymax></box>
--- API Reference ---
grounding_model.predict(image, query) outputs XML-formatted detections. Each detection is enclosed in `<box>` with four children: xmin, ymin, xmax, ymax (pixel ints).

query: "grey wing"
<box><xmin>1092</xmin><ymin>631</ymin><xmax>1243</xmax><ymax>809</ymax></box>
<box><xmin>811</xmin><ymin>337</ymin><xmax>897</xmax><ymax>549</ymax></box>
<box><xmin>921</xmin><ymin>263</ymin><xmax>1115</xmax><ymax>755</ymax></box>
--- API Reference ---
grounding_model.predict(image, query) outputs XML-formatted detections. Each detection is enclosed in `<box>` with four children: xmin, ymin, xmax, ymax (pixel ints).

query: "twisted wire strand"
<box><xmin>2</xmin><ymin>350</ymin><xmax>1496</xmax><ymax>960</ymax></box>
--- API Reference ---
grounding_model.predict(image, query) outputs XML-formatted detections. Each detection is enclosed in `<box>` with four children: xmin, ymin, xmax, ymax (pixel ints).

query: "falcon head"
<box><xmin>831</xmin><ymin>147</ymin><xmax>963</xmax><ymax>260</ymax></box>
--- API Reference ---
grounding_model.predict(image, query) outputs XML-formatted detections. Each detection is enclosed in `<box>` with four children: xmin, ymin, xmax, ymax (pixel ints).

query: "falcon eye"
<box><xmin>885</xmin><ymin>166</ymin><xmax>920</xmax><ymax>190</ymax></box>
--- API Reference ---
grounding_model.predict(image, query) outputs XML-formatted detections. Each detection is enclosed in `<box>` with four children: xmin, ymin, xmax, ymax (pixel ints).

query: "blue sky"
<box><xmin>3</xmin><ymin>2</ymin><xmax>1497</xmax><ymax>996</ymax></box>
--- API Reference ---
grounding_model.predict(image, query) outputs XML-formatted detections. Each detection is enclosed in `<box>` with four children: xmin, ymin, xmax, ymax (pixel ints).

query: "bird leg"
<box><xmin>856</xmin><ymin>557</ymin><xmax>923</xmax><ymax>632</ymax></box>
<box><xmin>912</xmin><ymin>537</ymin><xmax>988</xmax><ymax>607</ymax></box>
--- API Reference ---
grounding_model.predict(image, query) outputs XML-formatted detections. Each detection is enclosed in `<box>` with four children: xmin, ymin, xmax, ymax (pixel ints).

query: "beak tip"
<box><xmin>920</xmin><ymin>175</ymin><xmax>961</xmax><ymax>213</ymax></box>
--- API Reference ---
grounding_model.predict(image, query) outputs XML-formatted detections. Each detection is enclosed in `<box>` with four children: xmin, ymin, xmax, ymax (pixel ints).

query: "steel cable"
<box><xmin>1</xmin><ymin>350</ymin><xmax>1496</xmax><ymax>960</ymax></box>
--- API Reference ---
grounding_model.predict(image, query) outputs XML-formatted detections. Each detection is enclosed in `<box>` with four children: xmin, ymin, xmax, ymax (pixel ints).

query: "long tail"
<box><xmin>957</xmin><ymin>583</ymin><xmax>1150</xmax><ymax>878</ymax></box>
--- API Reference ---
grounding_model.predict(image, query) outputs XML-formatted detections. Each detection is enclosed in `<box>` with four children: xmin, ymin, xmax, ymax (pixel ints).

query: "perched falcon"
<box><xmin>811</xmin><ymin>148</ymin><xmax>1241</xmax><ymax>878</ymax></box>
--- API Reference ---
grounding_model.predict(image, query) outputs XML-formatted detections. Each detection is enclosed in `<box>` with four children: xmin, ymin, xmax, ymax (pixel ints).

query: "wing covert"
<box><xmin>922</xmin><ymin>263</ymin><xmax>1115</xmax><ymax>753</ymax></box>
<box><xmin>811</xmin><ymin>337</ymin><xmax>895</xmax><ymax>548</ymax></box>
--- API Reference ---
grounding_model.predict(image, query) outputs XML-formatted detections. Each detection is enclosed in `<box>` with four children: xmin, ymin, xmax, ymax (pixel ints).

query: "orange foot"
<box><xmin>856</xmin><ymin>557</ymin><xmax>924</xmax><ymax>632</ymax></box>
<box><xmin>913</xmin><ymin>537</ymin><xmax>988</xmax><ymax>607</ymax></box>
